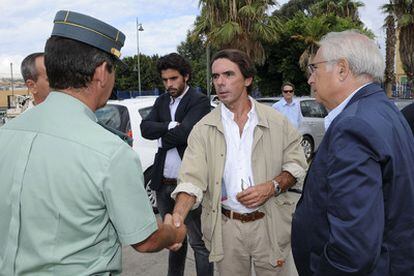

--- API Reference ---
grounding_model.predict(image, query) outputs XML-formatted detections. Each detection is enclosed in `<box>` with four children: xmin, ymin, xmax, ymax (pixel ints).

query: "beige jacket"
<box><xmin>172</xmin><ymin>101</ymin><xmax>307</xmax><ymax>266</ymax></box>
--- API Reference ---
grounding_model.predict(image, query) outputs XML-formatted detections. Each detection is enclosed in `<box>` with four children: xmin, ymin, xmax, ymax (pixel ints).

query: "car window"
<box><xmin>95</xmin><ymin>104</ymin><xmax>129</xmax><ymax>132</ymax></box>
<box><xmin>300</xmin><ymin>100</ymin><xmax>328</xmax><ymax>118</ymax></box>
<box><xmin>139</xmin><ymin>106</ymin><xmax>153</xmax><ymax>120</ymax></box>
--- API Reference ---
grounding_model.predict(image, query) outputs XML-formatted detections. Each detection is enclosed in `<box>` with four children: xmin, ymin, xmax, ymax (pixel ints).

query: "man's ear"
<box><xmin>26</xmin><ymin>79</ymin><xmax>36</xmax><ymax>93</ymax></box>
<box><xmin>337</xmin><ymin>58</ymin><xmax>349</xmax><ymax>81</ymax></box>
<box><xmin>244</xmin><ymin>76</ymin><xmax>253</xmax><ymax>87</ymax></box>
<box><xmin>93</xmin><ymin>62</ymin><xmax>110</xmax><ymax>88</ymax></box>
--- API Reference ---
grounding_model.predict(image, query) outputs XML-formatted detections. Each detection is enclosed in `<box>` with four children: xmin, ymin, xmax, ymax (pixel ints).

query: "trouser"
<box><xmin>216</xmin><ymin>213</ymin><xmax>298</xmax><ymax>276</ymax></box>
<box><xmin>156</xmin><ymin>184</ymin><xmax>214</xmax><ymax>276</ymax></box>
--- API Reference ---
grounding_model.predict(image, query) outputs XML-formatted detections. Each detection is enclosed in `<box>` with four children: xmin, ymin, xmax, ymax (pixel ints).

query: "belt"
<box><xmin>161</xmin><ymin>178</ymin><xmax>177</xmax><ymax>185</ymax></box>
<box><xmin>288</xmin><ymin>188</ymin><xmax>302</xmax><ymax>194</ymax></box>
<box><xmin>221</xmin><ymin>207</ymin><xmax>265</xmax><ymax>223</ymax></box>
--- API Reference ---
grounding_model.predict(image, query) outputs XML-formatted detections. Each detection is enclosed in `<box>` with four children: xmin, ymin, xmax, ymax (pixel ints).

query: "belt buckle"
<box><xmin>240</xmin><ymin>213</ymin><xmax>250</xmax><ymax>223</ymax></box>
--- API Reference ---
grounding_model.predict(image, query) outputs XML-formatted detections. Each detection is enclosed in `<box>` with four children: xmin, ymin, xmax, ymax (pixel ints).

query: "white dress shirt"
<box><xmin>324</xmin><ymin>83</ymin><xmax>371</xmax><ymax>131</ymax></box>
<box><xmin>221</xmin><ymin>97</ymin><xmax>259</xmax><ymax>213</ymax></box>
<box><xmin>272</xmin><ymin>98</ymin><xmax>301</xmax><ymax>129</ymax></box>
<box><xmin>162</xmin><ymin>86</ymin><xmax>189</xmax><ymax>178</ymax></box>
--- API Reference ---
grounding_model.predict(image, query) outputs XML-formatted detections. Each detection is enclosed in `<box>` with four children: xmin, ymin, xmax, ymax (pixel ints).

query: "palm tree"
<box><xmin>382</xmin><ymin>3</ymin><xmax>397</xmax><ymax>97</ymax></box>
<box><xmin>193</xmin><ymin>0</ymin><xmax>280</xmax><ymax>65</ymax></box>
<box><xmin>310</xmin><ymin>0</ymin><xmax>364</xmax><ymax>23</ymax></box>
<box><xmin>384</xmin><ymin>0</ymin><xmax>414</xmax><ymax>94</ymax></box>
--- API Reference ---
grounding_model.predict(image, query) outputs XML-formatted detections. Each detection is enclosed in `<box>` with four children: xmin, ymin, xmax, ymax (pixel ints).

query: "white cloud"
<box><xmin>0</xmin><ymin>0</ymin><xmax>388</xmax><ymax>79</ymax></box>
<box><xmin>0</xmin><ymin>0</ymin><xmax>200</xmax><ymax>78</ymax></box>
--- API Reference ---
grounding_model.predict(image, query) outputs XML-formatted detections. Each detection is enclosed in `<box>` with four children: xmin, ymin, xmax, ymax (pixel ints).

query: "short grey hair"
<box><xmin>319</xmin><ymin>30</ymin><xmax>384</xmax><ymax>83</ymax></box>
<box><xmin>21</xmin><ymin>52</ymin><xmax>44</xmax><ymax>82</ymax></box>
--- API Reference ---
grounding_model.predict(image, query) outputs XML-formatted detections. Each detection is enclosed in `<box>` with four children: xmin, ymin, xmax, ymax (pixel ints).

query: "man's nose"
<box><xmin>307</xmin><ymin>73</ymin><xmax>314</xmax><ymax>85</ymax></box>
<box><xmin>215</xmin><ymin>75</ymin><xmax>225</xmax><ymax>85</ymax></box>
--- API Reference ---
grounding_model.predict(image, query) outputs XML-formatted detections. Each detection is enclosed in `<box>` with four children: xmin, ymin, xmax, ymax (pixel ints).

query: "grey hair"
<box><xmin>21</xmin><ymin>52</ymin><xmax>44</xmax><ymax>82</ymax></box>
<box><xmin>319</xmin><ymin>30</ymin><xmax>384</xmax><ymax>83</ymax></box>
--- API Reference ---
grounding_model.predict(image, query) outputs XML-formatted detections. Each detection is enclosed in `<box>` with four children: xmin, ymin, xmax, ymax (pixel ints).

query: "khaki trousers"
<box><xmin>216</xmin><ymin>214</ymin><xmax>298</xmax><ymax>276</ymax></box>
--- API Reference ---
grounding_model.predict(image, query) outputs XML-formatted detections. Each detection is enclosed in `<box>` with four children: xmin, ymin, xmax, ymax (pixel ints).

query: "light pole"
<box><xmin>136</xmin><ymin>18</ymin><xmax>144</xmax><ymax>95</ymax></box>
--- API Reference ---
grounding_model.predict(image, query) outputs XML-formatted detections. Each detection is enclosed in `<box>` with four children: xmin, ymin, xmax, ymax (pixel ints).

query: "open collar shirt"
<box><xmin>324</xmin><ymin>83</ymin><xmax>372</xmax><ymax>131</ymax></box>
<box><xmin>272</xmin><ymin>98</ymin><xmax>301</xmax><ymax>129</ymax></box>
<box><xmin>162</xmin><ymin>86</ymin><xmax>189</xmax><ymax>178</ymax></box>
<box><xmin>220</xmin><ymin>97</ymin><xmax>259</xmax><ymax>213</ymax></box>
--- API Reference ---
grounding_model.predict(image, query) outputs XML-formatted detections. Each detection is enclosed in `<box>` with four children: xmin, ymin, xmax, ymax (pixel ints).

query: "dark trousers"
<box><xmin>157</xmin><ymin>184</ymin><xmax>214</xmax><ymax>276</ymax></box>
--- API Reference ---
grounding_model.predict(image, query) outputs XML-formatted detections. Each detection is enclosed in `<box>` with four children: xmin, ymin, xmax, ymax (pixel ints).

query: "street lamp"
<box><xmin>136</xmin><ymin>17</ymin><xmax>144</xmax><ymax>95</ymax></box>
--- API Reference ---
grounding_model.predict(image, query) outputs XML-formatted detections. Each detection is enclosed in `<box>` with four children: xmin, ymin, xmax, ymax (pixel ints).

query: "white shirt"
<box><xmin>272</xmin><ymin>98</ymin><xmax>301</xmax><ymax>129</ymax></box>
<box><xmin>324</xmin><ymin>83</ymin><xmax>371</xmax><ymax>131</ymax></box>
<box><xmin>221</xmin><ymin>97</ymin><xmax>259</xmax><ymax>213</ymax></box>
<box><xmin>162</xmin><ymin>86</ymin><xmax>189</xmax><ymax>178</ymax></box>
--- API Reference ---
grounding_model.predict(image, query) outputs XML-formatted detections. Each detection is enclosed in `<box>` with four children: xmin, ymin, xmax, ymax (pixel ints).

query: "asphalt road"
<box><xmin>121</xmin><ymin>245</ymin><xmax>219</xmax><ymax>276</ymax></box>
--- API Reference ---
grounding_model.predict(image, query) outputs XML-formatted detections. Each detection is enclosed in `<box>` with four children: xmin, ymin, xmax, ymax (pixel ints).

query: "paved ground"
<box><xmin>121</xmin><ymin>213</ymin><xmax>218</xmax><ymax>276</ymax></box>
<box><xmin>121</xmin><ymin>245</ymin><xmax>219</xmax><ymax>276</ymax></box>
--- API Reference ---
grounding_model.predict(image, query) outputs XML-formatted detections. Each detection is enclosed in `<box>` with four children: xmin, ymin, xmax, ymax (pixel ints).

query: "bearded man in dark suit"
<box><xmin>140</xmin><ymin>53</ymin><xmax>212</xmax><ymax>276</ymax></box>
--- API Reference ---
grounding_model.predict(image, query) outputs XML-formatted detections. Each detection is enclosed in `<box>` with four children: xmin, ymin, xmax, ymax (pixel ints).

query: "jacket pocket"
<box><xmin>270</xmin><ymin>193</ymin><xmax>299</xmax><ymax>250</ymax></box>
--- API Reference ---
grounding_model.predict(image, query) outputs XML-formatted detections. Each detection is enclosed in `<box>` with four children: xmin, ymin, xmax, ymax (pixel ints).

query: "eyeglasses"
<box><xmin>241</xmin><ymin>177</ymin><xmax>253</xmax><ymax>191</ymax></box>
<box><xmin>283</xmin><ymin>90</ymin><xmax>294</xmax><ymax>93</ymax></box>
<box><xmin>307</xmin><ymin>59</ymin><xmax>337</xmax><ymax>74</ymax></box>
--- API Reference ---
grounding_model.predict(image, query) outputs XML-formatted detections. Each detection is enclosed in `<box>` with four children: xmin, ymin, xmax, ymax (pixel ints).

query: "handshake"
<box><xmin>163</xmin><ymin>213</ymin><xmax>187</xmax><ymax>251</ymax></box>
<box><xmin>131</xmin><ymin>213</ymin><xmax>187</xmax><ymax>253</ymax></box>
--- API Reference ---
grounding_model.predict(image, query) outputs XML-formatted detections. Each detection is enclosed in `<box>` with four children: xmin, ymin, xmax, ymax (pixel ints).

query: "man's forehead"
<box><xmin>212</xmin><ymin>58</ymin><xmax>239</xmax><ymax>73</ymax></box>
<box><xmin>161</xmin><ymin>68</ymin><xmax>182</xmax><ymax>77</ymax></box>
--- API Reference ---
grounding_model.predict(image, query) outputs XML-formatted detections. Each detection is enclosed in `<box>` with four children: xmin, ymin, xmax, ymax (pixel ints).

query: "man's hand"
<box><xmin>164</xmin><ymin>213</ymin><xmax>186</xmax><ymax>251</ymax></box>
<box><xmin>236</xmin><ymin>181</ymin><xmax>274</xmax><ymax>208</ymax></box>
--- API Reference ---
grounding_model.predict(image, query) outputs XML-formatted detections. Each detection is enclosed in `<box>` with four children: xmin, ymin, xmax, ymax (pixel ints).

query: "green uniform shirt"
<box><xmin>0</xmin><ymin>92</ymin><xmax>157</xmax><ymax>275</ymax></box>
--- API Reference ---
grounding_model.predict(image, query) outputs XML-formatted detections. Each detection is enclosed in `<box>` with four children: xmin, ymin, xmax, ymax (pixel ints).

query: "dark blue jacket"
<box><xmin>292</xmin><ymin>83</ymin><xmax>414</xmax><ymax>275</ymax></box>
<box><xmin>140</xmin><ymin>88</ymin><xmax>211</xmax><ymax>191</ymax></box>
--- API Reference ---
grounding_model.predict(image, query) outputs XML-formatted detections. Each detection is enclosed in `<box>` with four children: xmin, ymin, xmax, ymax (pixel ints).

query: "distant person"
<box><xmin>0</xmin><ymin>10</ymin><xmax>185</xmax><ymax>275</ymax></box>
<box><xmin>171</xmin><ymin>49</ymin><xmax>308</xmax><ymax>276</ymax></box>
<box><xmin>401</xmin><ymin>102</ymin><xmax>414</xmax><ymax>135</ymax></box>
<box><xmin>20</xmin><ymin>52</ymin><xmax>50</xmax><ymax>107</ymax></box>
<box><xmin>292</xmin><ymin>30</ymin><xmax>414</xmax><ymax>275</ymax></box>
<box><xmin>140</xmin><ymin>53</ymin><xmax>212</xmax><ymax>276</ymax></box>
<box><xmin>272</xmin><ymin>82</ymin><xmax>301</xmax><ymax>128</ymax></box>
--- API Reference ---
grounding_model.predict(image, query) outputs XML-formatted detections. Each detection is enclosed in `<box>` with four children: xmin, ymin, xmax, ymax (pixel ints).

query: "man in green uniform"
<box><xmin>0</xmin><ymin>10</ymin><xmax>185</xmax><ymax>276</ymax></box>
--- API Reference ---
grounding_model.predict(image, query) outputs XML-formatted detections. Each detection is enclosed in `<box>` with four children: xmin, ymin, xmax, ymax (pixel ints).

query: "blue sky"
<box><xmin>0</xmin><ymin>0</ymin><xmax>386</xmax><ymax>79</ymax></box>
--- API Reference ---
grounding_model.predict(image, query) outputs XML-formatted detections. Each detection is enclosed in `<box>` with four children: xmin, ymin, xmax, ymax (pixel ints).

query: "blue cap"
<box><xmin>51</xmin><ymin>10</ymin><xmax>125</xmax><ymax>60</ymax></box>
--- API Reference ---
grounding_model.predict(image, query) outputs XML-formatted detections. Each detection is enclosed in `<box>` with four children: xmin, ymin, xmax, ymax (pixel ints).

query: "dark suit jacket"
<box><xmin>140</xmin><ymin>88</ymin><xmax>211</xmax><ymax>191</ymax></box>
<box><xmin>292</xmin><ymin>83</ymin><xmax>414</xmax><ymax>275</ymax></box>
<box><xmin>401</xmin><ymin>102</ymin><xmax>414</xmax><ymax>136</ymax></box>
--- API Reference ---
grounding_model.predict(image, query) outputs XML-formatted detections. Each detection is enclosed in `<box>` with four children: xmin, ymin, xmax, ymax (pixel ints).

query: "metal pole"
<box><xmin>136</xmin><ymin>18</ymin><xmax>143</xmax><ymax>96</ymax></box>
<box><xmin>10</xmin><ymin>62</ymin><xmax>14</xmax><ymax>96</ymax></box>
<box><xmin>206</xmin><ymin>44</ymin><xmax>211</xmax><ymax>98</ymax></box>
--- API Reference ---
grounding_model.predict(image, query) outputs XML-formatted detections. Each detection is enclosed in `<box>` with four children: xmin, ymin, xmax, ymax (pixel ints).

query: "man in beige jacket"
<box><xmin>171</xmin><ymin>49</ymin><xmax>307</xmax><ymax>276</ymax></box>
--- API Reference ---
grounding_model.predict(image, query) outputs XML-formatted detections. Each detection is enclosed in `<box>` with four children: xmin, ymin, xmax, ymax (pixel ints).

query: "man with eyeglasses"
<box><xmin>272</xmin><ymin>82</ymin><xmax>301</xmax><ymax>129</ymax></box>
<box><xmin>292</xmin><ymin>30</ymin><xmax>414</xmax><ymax>275</ymax></box>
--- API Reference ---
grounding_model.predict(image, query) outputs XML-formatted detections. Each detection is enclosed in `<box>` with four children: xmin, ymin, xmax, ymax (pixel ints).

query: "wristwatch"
<box><xmin>272</xmin><ymin>179</ymin><xmax>282</xmax><ymax>197</ymax></box>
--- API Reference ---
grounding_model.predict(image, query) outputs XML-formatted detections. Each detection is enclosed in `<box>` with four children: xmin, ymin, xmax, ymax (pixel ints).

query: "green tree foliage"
<box><xmin>194</xmin><ymin>0</ymin><xmax>280</xmax><ymax>65</ymax></box>
<box><xmin>177</xmin><ymin>31</ymin><xmax>211</xmax><ymax>92</ymax></box>
<box><xmin>257</xmin><ymin>1</ymin><xmax>370</xmax><ymax>96</ymax></box>
<box><xmin>115</xmin><ymin>54</ymin><xmax>163</xmax><ymax>92</ymax></box>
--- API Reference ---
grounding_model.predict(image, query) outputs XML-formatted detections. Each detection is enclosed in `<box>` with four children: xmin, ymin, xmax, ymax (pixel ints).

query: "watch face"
<box><xmin>272</xmin><ymin>180</ymin><xmax>281</xmax><ymax>196</ymax></box>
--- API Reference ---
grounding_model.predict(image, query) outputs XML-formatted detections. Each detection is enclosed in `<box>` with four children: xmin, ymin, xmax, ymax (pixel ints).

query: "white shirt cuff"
<box><xmin>171</xmin><ymin>182</ymin><xmax>203</xmax><ymax>209</ymax></box>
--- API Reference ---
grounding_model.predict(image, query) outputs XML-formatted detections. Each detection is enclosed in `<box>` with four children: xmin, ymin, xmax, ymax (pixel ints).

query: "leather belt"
<box><xmin>288</xmin><ymin>188</ymin><xmax>302</xmax><ymax>194</ymax></box>
<box><xmin>161</xmin><ymin>178</ymin><xmax>177</xmax><ymax>185</ymax></box>
<box><xmin>221</xmin><ymin>207</ymin><xmax>265</xmax><ymax>223</ymax></box>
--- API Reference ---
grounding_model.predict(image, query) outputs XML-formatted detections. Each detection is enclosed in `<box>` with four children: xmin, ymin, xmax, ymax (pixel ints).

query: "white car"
<box><xmin>95</xmin><ymin>96</ymin><xmax>158</xmax><ymax>211</ymax></box>
<box><xmin>256</xmin><ymin>97</ymin><xmax>327</xmax><ymax>161</ymax></box>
